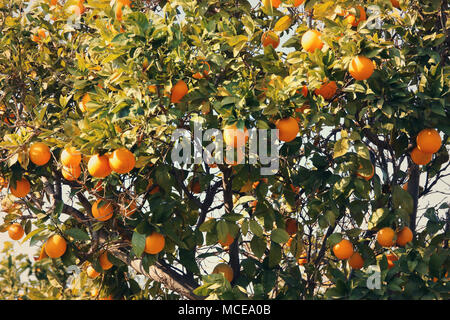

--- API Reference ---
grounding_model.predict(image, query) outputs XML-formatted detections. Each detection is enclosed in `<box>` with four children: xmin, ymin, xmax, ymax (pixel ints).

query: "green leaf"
<box><xmin>268</xmin><ymin>242</ymin><xmax>282</xmax><ymax>268</ymax></box>
<box><xmin>132</xmin><ymin>232</ymin><xmax>146</xmax><ymax>257</ymax></box>
<box><xmin>249</xmin><ymin>220</ymin><xmax>264</xmax><ymax>237</ymax></box>
<box><xmin>270</xmin><ymin>228</ymin><xmax>290</xmax><ymax>244</ymax></box>
<box><xmin>333</xmin><ymin>138</ymin><xmax>349</xmax><ymax>158</ymax></box>
<box><xmin>392</xmin><ymin>185</ymin><xmax>413</xmax><ymax>214</ymax></box>
<box><xmin>250</xmin><ymin>236</ymin><xmax>266</xmax><ymax>259</ymax></box>
<box><xmin>64</xmin><ymin>228</ymin><xmax>90</xmax><ymax>241</ymax></box>
<box><xmin>216</xmin><ymin>220</ymin><xmax>229</xmax><ymax>243</ymax></box>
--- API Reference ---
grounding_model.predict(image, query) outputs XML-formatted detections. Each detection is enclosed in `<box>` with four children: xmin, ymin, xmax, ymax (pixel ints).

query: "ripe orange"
<box><xmin>333</xmin><ymin>239</ymin><xmax>354</xmax><ymax>260</ymax></box>
<box><xmin>45</xmin><ymin>234</ymin><xmax>67</xmax><ymax>258</ymax></box>
<box><xmin>80</xmin><ymin>93</ymin><xmax>90</xmax><ymax>112</ymax></box>
<box><xmin>10</xmin><ymin>178</ymin><xmax>31</xmax><ymax>198</ymax></box>
<box><xmin>171</xmin><ymin>80</ymin><xmax>188</xmax><ymax>103</ymax></box>
<box><xmin>108</xmin><ymin>148</ymin><xmax>135</xmax><ymax>174</ymax></box>
<box><xmin>61</xmin><ymin>146</ymin><xmax>82</xmax><ymax>167</ymax></box>
<box><xmin>261</xmin><ymin>30</ymin><xmax>280</xmax><ymax>49</ymax></box>
<box><xmin>118</xmin><ymin>0</ymin><xmax>131</xmax><ymax>7</ymax></box>
<box><xmin>8</xmin><ymin>223</ymin><xmax>24</xmax><ymax>240</ymax></box>
<box><xmin>345</xmin><ymin>6</ymin><xmax>366</xmax><ymax>27</ymax></box>
<box><xmin>314</xmin><ymin>80</ymin><xmax>337</xmax><ymax>100</ymax></box>
<box><xmin>386</xmin><ymin>253</ymin><xmax>398</xmax><ymax>269</ymax></box>
<box><xmin>290</xmin><ymin>184</ymin><xmax>300</xmax><ymax>193</ymax></box>
<box><xmin>297</xmin><ymin>85</ymin><xmax>308</xmax><ymax>97</ymax></box>
<box><xmin>396</xmin><ymin>226</ymin><xmax>413</xmax><ymax>247</ymax></box>
<box><xmin>410</xmin><ymin>147</ymin><xmax>432</xmax><ymax>165</ymax></box>
<box><xmin>268</xmin><ymin>0</ymin><xmax>281</xmax><ymax>8</ymax></box>
<box><xmin>285</xmin><ymin>218</ymin><xmax>298</xmax><ymax>235</ymax></box>
<box><xmin>212</xmin><ymin>263</ymin><xmax>233</xmax><ymax>282</ymax></box>
<box><xmin>349</xmin><ymin>56</ymin><xmax>374</xmax><ymax>80</ymax></box>
<box><xmin>390</xmin><ymin>0</ymin><xmax>400</xmax><ymax>8</ymax></box>
<box><xmin>29</xmin><ymin>142</ymin><xmax>51</xmax><ymax>166</ymax></box>
<box><xmin>276</xmin><ymin>117</ymin><xmax>299</xmax><ymax>142</ymax></box>
<box><xmin>88</xmin><ymin>154</ymin><xmax>112</xmax><ymax>178</ymax></box>
<box><xmin>301</xmin><ymin>30</ymin><xmax>324</xmax><ymax>53</ymax></box>
<box><xmin>92</xmin><ymin>199</ymin><xmax>114</xmax><ymax>221</ymax></box>
<box><xmin>348</xmin><ymin>252</ymin><xmax>364</xmax><ymax>269</ymax></box>
<box><xmin>377</xmin><ymin>227</ymin><xmax>396</xmax><ymax>247</ymax></box>
<box><xmin>293</xmin><ymin>0</ymin><xmax>305</xmax><ymax>6</ymax></box>
<box><xmin>218</xmin><ymin>233</ymin><xmax>234</xmax><ymax>247</ymax></box>
<box><xmin>144</xmin><ymin>232</ymin><xmax>165</xmax><ymax>254</ymax></box>
<box><xmin>298</xmin><ymin>253</ymin><xmax>308</xmax><ymax>265</ymax></box>
<box><xmin>87</xmin><ymin>265</ymin><xmax>100</xmax><ymax>279</ymax></box>
<box><xmin>223</xmin><ymin>123</ymin><xmax>249</xmax><ymax>148</ymax></box>
<box><xmin>416</xmin><ymin>129</ymin><xmax>441</xmax><ymax>154</ymax></box>
<box><xmin>115</xmin><ymin>3</ymin><xmax>123</xmax><ymax>21</ymax></box>
<box><xmin>99</xmin><ymin>251</ymin><xmax>113</xmax><ymax>270</ymax></box>
<box><xmin>62</xmin><ymin>165</ymin><xmax>81</xmax><ymax>181</ymax></box>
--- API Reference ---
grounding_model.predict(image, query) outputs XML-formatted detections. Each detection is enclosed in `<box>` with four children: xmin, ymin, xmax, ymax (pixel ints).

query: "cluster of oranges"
<box><xmin>331</xmin><ymin>226</ymin><xmax>413</xmax><ymax>271</ymax></box>
<box><xmin>410</xmin><ymin>128</ymin><xmax>442</xmax><ymax>166</ymax></box>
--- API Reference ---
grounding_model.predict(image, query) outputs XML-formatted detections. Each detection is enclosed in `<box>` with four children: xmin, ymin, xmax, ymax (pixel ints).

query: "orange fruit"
<box><xmin>410</xmin><ymin>147</ymin><xmax>432</xmax><ymax>165</ymax></box>
<box><xmin>121</xmin><ymin>199</ymin><xmax>137</xmax><ymax>217</ymax></box>
<box><xmin>218</xmin><ymin>233</ymin><xmax>234</xmax><ymax>247</ymax></box>
<box><xmin>171</xmin><ymin>80</ymin><xmax>188</xmax><ymax>103</ymax></box>
<box><xmin>148</xmin><ymin>85</ymin><xmax>157</xmax><ymax>94</ymax></box>
<box><xmin>88</xmin><ymin>154</ymin><xmax>112</xmax><ymax>178</ymax></box>
<box><xmin>386</xmin><ymin>253</ymin><xmax>398</xmax><ymax>269</ymax></box>
<box><xmin>377</xmin><ymin>227</ymin><xmax>396</xmax><ymax>247</ymax></box>
<box><xmin>10</xmin><ymin>178</ymin><xmax>31</xmax><ymax>198</ymax></box>
<box><xmin>144</xmin><ymin>232</ymin><xmax>165</xmax><ymax>254</ymax></box>
<box><xmin>0</xmin><ymin>176</ymin><xmax>7</xmax><ymax>191</ymax></box>
<box><xmin>223</xmin><ymin>123</ymin><xmax>249</xmax><ymax>148</ymax></box>
<box><xmin>402</xmin><ymin>182</ymin><xmax>408</xmax><ymax>191</ymax></box>
<box><xmin>29</xmin><ymin>142</ymin><xmax>51</xmax><ymax>166</ymax></box>
<box><xmin>356</xmin><ymin>163</ymin><xmax>375</xmax><ymax>181</ymax></box>
<box><xmin>146</xmin><ymin>179</ymin><xmax>160</xmax><ymax>194</ymax></box>
<box><xmin>115</xmin><ymin>3</ymin><xmax>123</xmax><ymax>21</ymax></box>
<box><xmin>87</xmin><ymin>265</ymin><xmax>100</xmax><ymax>279</ymax></box>
<box><xmin>276</xmin><ymin>117</ymin><xmax>299</xmax><ymax>142</ymax></box>
<box><xmin>314</xmin><ymin>80</ymin><xmax>337</xmax><ymax>100</ymax></box>
<box><xmin>189</xmin><ymin>179</ymin><xmax>201</xmax><ymax>194</ymax></box>
<box><xmin>297</xmin><ymin>85</ymin><xmax>308</xmax><ymax>97</ymax></box>
<box><xmin>301</xmin><ymin>30</ymin><xmax>324</xmax><ymax>53</ymax></box>
<box><xmin>268</xmin><ymin>0</ymin><xmax>281</xmax><ymax>8</ymax></box>
<box><xmin>108</xmin><ymin>148</ymin><xmax>135</xmax><ymax>174</ymax></box>
<box><xmin>416</xmin><ymin>129</ymin><xmax>441</xmax><ymax>154</ymax></box>
<box><xmin>118</xmin><ymin>0</ymin><xmax>131</xmax><ymax>6</ymax></box>
<box><xmin>349</xmin><ymin>56</ymin><xmax>374</xmax><ymax>81</ymax></box>
<box><xmin>345</xmin><ymin>6</ymin><xmax>366</xmax><ymax>27</ymax></box>
<box><xmin>396</xmin><ymin>226</ymin><xmax>413</xmax><ymax>247</ymax></box>
<box><xmin>290</xmin><ymin>184</ymin><xmax>300</xmax><ymax>193</ymax></box>
<box><xmin>8</xmin><ymin>223</ymin><xmax>24</xmax><ymax>240</ymax></box>
<box><xmin>92</xmin><ymin>199</ymin><xmax>114</xmax><ymax>222</ymax></box>
<box><xmin>298</xmin><ymin>253</ymin><xmax>308</xmax><ymax>265</ymax></box>
<box><xmin>333</xmin><ymin>239</ymin><xmax>354</xmax><ymax>260</ymax></box>
<box><xmin>224</xmin><ymin>148</ymin><xmax>245</xmax><ymax>166</ymax></box>
<box><xmin>285</xmin><ymin>218</ymin><xmax>298</xmax><ymax>235</ymax></box>
<box><xmin>45</xmin><ymin>234</ymin><xmax>67</xmax><ymax>258</ymax></box>
<box><xmin>61</xmin><ymin>146</ymin><xmax>82</xmax><ymax>167</ymax></box>
<box><xmin>62</xmin><ymin>165</ymin><xmax>81</xmax><ymax>181</ymax></box>
<box><xmin>261</xmin><ymin>30</ymin><xmax>280</xmax><ymax>49</ymax></box>
<box><xmin>80</xmin><ymin>93</ymin><xmax>90</xmax><ymax>112</ymax></box>
<box><xmin>212</xmin><ymin>263</ymin><xmax>233</xmax><ymax>282</ymax></box>
<box><xmin>293</xmin><ymin>0</ymin><xmax>305</xmax><ymax>6</ymax></box>
<box><xmin>391</xmin><ymin>0</ymin><xmax>400</xmax><ymax>8</ymax></box>
<box><xmin>348</xmin><ymin>252</ymin><xmax>364</xmax><ymax>269</ymax></box>
<box><xmin>99</xmin><ymin>251</ymin><xmax>113</xmax><ymax>270</ymax></box>
<box><xmin>192</xmin><ymin>58</ymin><xmax>211</xmax><ymax>79</ymax></box>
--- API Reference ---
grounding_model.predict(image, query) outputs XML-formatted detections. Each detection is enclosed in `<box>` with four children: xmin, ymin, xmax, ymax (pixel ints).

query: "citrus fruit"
<box><xmin>10</xmin><ymin>178</ymin><xmax>31</xmax><ymax>198</ymax></box>
<box><xmin>144</xmin><ymin>232</ymin><xmax>165</xmax><ymax>254</ymax></box>
<box><xmin>377</xmin><ymin>227</ymin><xmax>396</xmax><ymax>247</ymax></box>
<box><xmin>301</xmin><ymin>30</ymin><xmax>323</xmax><ymax>53</ymax></box>
<box><xmin>223</xmin><ymin>123</ymin><xmax>249</xmax><ymax>148</ymax></box>
<box><xmin>396</xmin><ymin>226</ymin><xmax>413</xmax><ymax>247</ymax></box>
<box><xmin>410</xmin><ymin>147</ymin><xmax>432</xmax><ymax>165</ymax></box>
<box><xmin>29</xmin><ymin>142</ymin><xmax>51</xmax><ymax>166</ymax></box>
<box><xmin>61</xmin><ymin>146</ymin><xmax>82</xmax><ymax>167</ymax></box>
<box><xmin>261</xmin><ymin>30</ymin><xmax>280</xmax><ymax>49</ymax></box>
<box><xmin>108</xmin><ymin>148</ymin><xmax>135</xmax><ymax>174</ymax></box>
<box><xmin>99</xmin><ymin>251</ymin><xmax>113</xmax><ymax>270</ymax></box>
<box><xmin>276</xmin><ymin>117</ymin><xmax>299</xmax><ymax>142</ymax></box>
<box><xmin>348</xmin><ymin>252</ymin><xmax>364</xmax><ymax>269</ymax></box>
<box><xmin>8</xmin><ymin>223</ymin><xmax>24</xmax><ymax>240</ymax></box>
<box><xmin>88</xmin><ymin>154</ymin><xmax>112</xmax><ymax>178</ymax></box>
<box><xmin>45</xmin><ymin>234</ymin><xmax>67</xmax><ymax>258</ymax></box>
<box><xmin>349</xmin><ymin>56</ymin><xmax>374</xmax><ymax>80</ymax></box>
<box><xmin>92</xmin><ymin>199</ymin><xmax>114</xmax><ymax>222</ymax></box>
<box><xmin>171</xmin><ymin>80</ymin><xmax>188</xmax><ymax>103</ymax></box>
<box><xmin>212</xmin><ymin>263</ymin><xmax>233</xmax><ymax>282</ymax></box>
<box><xmin>416</xmin><ymin>128</ymin><xmax>441</xmax><ymax>154</ymax></box>
<box><xmin>333</xmin><ymin>239</ymin><xmax>354</xmax><ymax>260</ymax></box>
<box><xmin>62</xmin><ymin>165</ymin><xmax>81</xmax><ymax>181</ymax></box>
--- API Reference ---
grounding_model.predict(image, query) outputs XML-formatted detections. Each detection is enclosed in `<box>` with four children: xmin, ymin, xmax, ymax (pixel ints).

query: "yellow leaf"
<box><xmin>274</xmin><ymin>15</ymin><xmax>292</xmax><ymax>32</ymax></box>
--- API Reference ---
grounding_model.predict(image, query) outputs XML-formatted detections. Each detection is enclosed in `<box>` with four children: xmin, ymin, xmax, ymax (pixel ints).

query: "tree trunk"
<box><xmin>407</xmin><ymin>163</ymin><xmax>420</xmax><ymax>234</ymax></box>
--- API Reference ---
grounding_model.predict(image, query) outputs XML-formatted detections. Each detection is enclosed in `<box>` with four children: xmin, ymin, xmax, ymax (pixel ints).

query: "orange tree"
<box><xmin>0</xmin><ymin>0</ymin><xmax>449</xmax><ymax>300</ymax></box>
